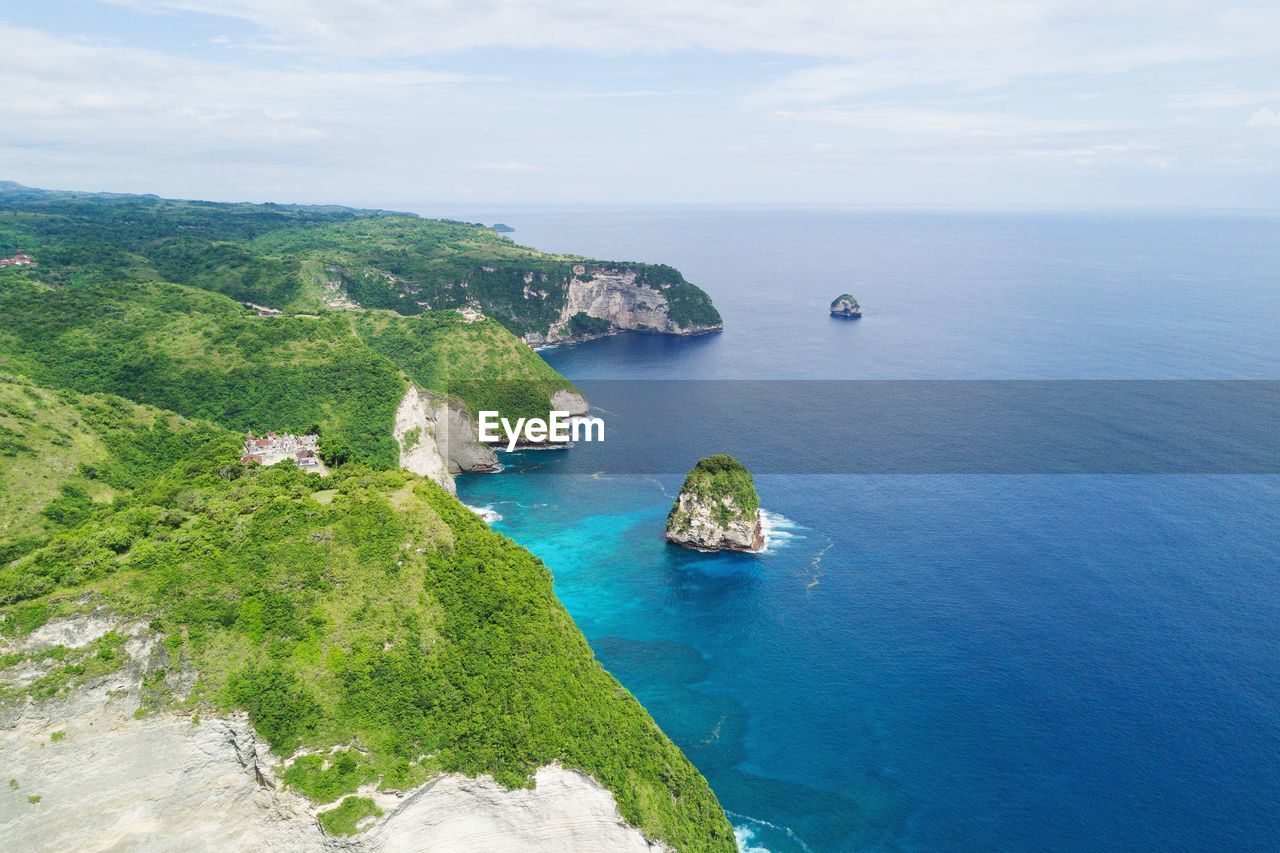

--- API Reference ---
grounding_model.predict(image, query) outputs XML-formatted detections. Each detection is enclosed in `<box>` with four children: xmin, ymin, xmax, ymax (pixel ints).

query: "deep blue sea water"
<box><xmin>446</xmin><ymin>209</ymin><xmax>1280</xmax><ymax>852</ymax></box>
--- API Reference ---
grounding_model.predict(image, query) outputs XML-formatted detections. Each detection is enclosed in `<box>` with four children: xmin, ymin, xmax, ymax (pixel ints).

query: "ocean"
<box><xmin>444</xmin><ymin>208</ymin><xmax>1280</xmax><ymax>851</ymax></box>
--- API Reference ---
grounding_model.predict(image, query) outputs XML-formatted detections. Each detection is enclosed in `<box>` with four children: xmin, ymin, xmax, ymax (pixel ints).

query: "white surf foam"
<box><xmin>734</xmin><ymin>826</ymin><xmax>771</xmax><ymax>853</ymax></box>
<box><xmin>759</xmin><ymin>509</ymin><xmax>802</xmax><ymax>552</ymax></box>
<box><xmin>465</xmin><ymin>504</ymin><xmax>503</xmax><ymax>524</ymax></box>
<box><xmin>728</xmin><ymin>810</ymin><xmax>814</xmax><ymax>853</ymax></box>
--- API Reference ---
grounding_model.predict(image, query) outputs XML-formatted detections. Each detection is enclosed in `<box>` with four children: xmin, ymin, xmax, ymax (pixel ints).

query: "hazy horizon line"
<box><xmin>7</xmin><ymin>178</ymin><xmax>1280</xmax><ymax>218</ymax></box>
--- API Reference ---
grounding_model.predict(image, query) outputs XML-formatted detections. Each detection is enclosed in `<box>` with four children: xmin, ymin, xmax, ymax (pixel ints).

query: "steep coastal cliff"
<box><xmin>551</xmin><ymin>388</ymin><xmax>591</xmax><ymax>416</ymax></box>
<box><xmin>0</xmin><ymin>183</ymin><xmax>723</xmax><ymax>346</ymax></box>
<box><xmin>0</xmin><ymin>431</ymin><xmax>735</xmax><ymax>851</ymax></box>
<box><xmin>0</xmin><ymin>186</ymin><xmax>736</xmax><ymax>852</ymax></box>
<box><xmin>394</xmin><ymin>385</ymin><xmax>499</xmax><ymax>494</ymax></box>
<box><xmin>393</xmin><ymin>384</ymin><xmax>593</xmax><ymax>492</ymax></box>
<box><xmin>524</xmin><ymin>265</ymin><xmax>722</xmax><ymax>346</ymax></box>
<box><xmin>666</xmin><ymin>455</ymin><xmax>765</xmax><ymax>552</ymax></box>
<box><xmin>0</xmin><ymin>614</ymin><xmax>663</xmax><ymax>852</ymax></box>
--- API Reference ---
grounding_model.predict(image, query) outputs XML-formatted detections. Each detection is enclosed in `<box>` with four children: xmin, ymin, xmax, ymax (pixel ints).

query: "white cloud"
<box><xmin>1245</xmin><ymin>107</ymin><xmax>1280</xmax><ymax>127</ymax></box>
<box><xmin>0</xmin><ymin>23</ymin><xmax>491</xmax><ymax>150</ymax></box>
<box><xmin>6</xmin><ymin>3</ymin><xmax>1280</xmax><ymax>205</ymax></box>
<box><xmin>1169</xmin><ymin>87</ymin><xmax>1280</xmax><ymax>109</ymax></box>
<box><xmin>773</xmin><ymin>106</ymin><xmax>1112</xmax><ymax>140</ymax></box>
<box><xmin>98</xmin><ymin>0</ymin><xmax>1280</xmax><ymax>123</ymax></box>
<box><xmin>1012</xmin><ymin>141</ymin><xmax>1164</xmax><ymax>168</ymax></box>
<box><xmin>107</xmin><ymin>0</ymin><xmax>1276</xmax><ymax>67</ymax></box>
<box><xmin>468</xmin><ymin>161</ymin><xmax>540</xmax><ymax>173</ymax></box>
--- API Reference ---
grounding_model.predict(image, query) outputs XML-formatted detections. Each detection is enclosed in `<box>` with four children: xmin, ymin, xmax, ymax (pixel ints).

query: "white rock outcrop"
<box><xmin>550</xmin><ymin>389</ymin><xmax>590</xmax><ymax>417</ymax></box>
<box><xmin>0</xmin><ymin>616</ymin><xmax>665</xmax><ymax>852</ymax></box>
<box><xmin>665</xmin><ymin>491</ymin><xmax>764</xmax><ymax>553</ymax></box>
<box><xmin>394</xmin><ymin>385</ymin><xmax>499</xmax><ymax>494</ymax></box>
<box><xmin>371</xmin><ymin>767</ymin><xmax>663</xmax><ymax>853</ymax></box>
<box><xmin>664</xmin><ymin>457</ymin><xmax>765</xmax><ymax>553</ymax></box>
<box><xmin>537</xmin><ymin>269</ymin><xmax>721</xmax><ymax>344</ymax></box>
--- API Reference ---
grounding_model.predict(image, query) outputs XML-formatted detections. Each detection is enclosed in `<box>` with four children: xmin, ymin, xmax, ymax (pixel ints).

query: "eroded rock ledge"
<box><xmin>0</xmin><ymin>615</ymin><xmax>664</xmax><ymax>852</ymax></box>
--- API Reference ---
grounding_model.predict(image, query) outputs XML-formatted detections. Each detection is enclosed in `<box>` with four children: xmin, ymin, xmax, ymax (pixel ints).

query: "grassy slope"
<box><xmin>350</xmin><ymin>310</ymin><xmax>578</xmax><ymax>420</ymax></box>
<box><xmin>0</xmin><ymin>379</ymin><xmax>113</xmax><ymax>543</ymax></box>
<box><xmin>0</xmin><ymin>278</ymin><xmax>581</xmax><ymax>466</ymax></box>
<box><xmin>0</xmin><ymin>278</ymin><xmax>403</xmax><ymax>468</ymax></box>
<box><xmin>0</xmin><ymin>377</ymin><xmax>229</xmax><ymax>564</ymax></box>
<box><xmin>0</xmin><ymin>184</ymin><xmax>721</xmax><ymax>336</ymax></box>
<box><xmin>0</xmin><ymin>411</ymin><xmax>735</xmax><ymax>851</ymax></box>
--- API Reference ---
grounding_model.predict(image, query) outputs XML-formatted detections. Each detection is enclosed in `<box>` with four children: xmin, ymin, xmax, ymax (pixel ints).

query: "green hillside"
<box><xmin>0</xmin><ymin>377</ymin><xmax>229</xmax><ymax>563</ymax></box>
<box><xmin>352</xmin><ymin>310</ymin><xmax>577</xmax><ymax>420</ymax></box>
<box><xmin>0</xmin><ymin>182</ymin><xmax>721</xmax><ymax>337</ymax></box>
<box><xmin>0</xmin><ymin>388</ymin><xmax>734</xmax><ymax>850</ymax></box>
<box><xmin>0</xmin><ymin>278</ymin><xmax>578</xmax><ymax>467</ymax></box>
<box><xmin>0</xmin><ymin>183</ymin><xmax>735</xmax><ymax>850</ymax></box>
<box><xmin>0</xmin><ymin>278</ymin><xmax>403</xmax><ymax>467</ymax></box>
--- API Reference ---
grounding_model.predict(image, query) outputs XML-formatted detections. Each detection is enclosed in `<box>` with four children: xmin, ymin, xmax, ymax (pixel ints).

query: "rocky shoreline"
<box><xmin>526</xmin><ymin>322</ymin><xmax>721</xmax><ymax>348</ymax></box>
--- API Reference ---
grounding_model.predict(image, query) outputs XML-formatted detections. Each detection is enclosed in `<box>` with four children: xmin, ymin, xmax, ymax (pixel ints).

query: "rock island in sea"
<box><xmin>830</xmin><ymin>293</ymin><xmax>862</xmax><ymax>317</ymax></box>
<box><xmin>666</xmin><ymin>455</ymin><xmax>765</xmax><ymax>552</ymax></box>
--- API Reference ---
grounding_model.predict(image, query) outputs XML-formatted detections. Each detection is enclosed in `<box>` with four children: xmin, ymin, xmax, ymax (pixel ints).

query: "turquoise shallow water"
<box><xmin>452</xmin><ymin>209</ymin><xmax>1280</xmax><ymax>851</ymax></box>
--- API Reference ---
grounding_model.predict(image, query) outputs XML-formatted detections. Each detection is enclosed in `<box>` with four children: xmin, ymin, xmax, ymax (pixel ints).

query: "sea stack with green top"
<box><xmin>830</xmin><ymin>293</ymin><xmax>862</xmax><ymax>317</ymax></box>
<box><xmin>666</xmin><ymin>455</ymin><xmax>765</xmax><ymax>552</ymax></box>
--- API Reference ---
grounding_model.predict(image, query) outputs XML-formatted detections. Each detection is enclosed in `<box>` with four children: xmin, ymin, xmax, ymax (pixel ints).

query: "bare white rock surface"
<box><xmin>550</xmin><ymin>389</ymin><xmax>590</xmax><ymax>417</ymax></box>
<box><xmin>665</xmin><ymin>492</ymin><xmax>764</xmax><ymax>552</ymax></box>
<box><xmin>394</xmin><ymin>385</ymin><xmax>499</xmax><ymax>494</ymax></box>
<box><xmin>0</xmin><ymin>615</ymin><xmax>663</xmax><ymax>852</ymax></box>
<box><xmin>533</xmin><ymin>269</ymin><xmax>720</xmax><ymax>344</ymax></box>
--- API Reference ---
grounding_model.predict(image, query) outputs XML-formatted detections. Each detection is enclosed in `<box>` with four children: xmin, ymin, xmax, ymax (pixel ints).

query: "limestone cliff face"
<box><xmin>550</xmin><ymin>388</ymin><xmax>590</xmax><ymax>417</ymax></box>
<box><xmin>395</xmin><ymin>386</ymin><xmax>595</xmax><ymax>482</ymax></box>
<box><xmin>525</xmin><ymin>268</ymin><xmax>722</xmax><ymax>345</ymax></box>
<box><xmin>394</xmin><ymin>386</ymin><xmax>499</xmax><ymax>494</ymax></box>
<box><xmin>665</xmin><ymin>491</ymin><xmax>764</xmax><ymax>552</ymax></box>
<box><xmin>665</xmin><ymin>456</ymin><xmax>765</xmax><ymax>553</ymax></box>
<box><xmin>0</xmin><ymin>615</ymin><xmax>665</xmax><ymax>852</ymax></box>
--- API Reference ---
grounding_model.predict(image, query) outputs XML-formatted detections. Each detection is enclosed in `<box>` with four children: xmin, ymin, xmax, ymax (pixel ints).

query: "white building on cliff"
<box><xmin>241</xmin><ymin>431</ymin><xmax>322</xmax><ymax>471</ymax></box>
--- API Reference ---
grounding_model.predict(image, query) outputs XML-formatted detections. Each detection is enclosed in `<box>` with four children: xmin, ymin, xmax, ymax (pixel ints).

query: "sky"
<box><xmin>2</xmin><ymin>1</ymin><xmax>1278</xmax><ymax>210</ymax></box>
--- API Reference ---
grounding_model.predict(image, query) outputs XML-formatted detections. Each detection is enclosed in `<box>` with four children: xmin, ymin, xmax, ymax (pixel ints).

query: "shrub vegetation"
<box><xmin>0</xmin><ymin>183</ymin><xmax>735</xmax><ymax>850</ymax></box>
<box><xmin>669</xmin><ymin>455</ymin><xmax>761</xmax><ymax>528</ymax></box>
<box><xmin>319</xmin><ymin>796</ymin><xmax>383</xmax><ymax>836</ymax></box>
<box><xmin>0</xmin><ymin>183</ymin><xmax>720</xmax><ymax>337</ymax></box>
<box><xmin>0</xmin><ymin>385</ymin><xmax>735</xmax><ymax>851</ymax></box>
